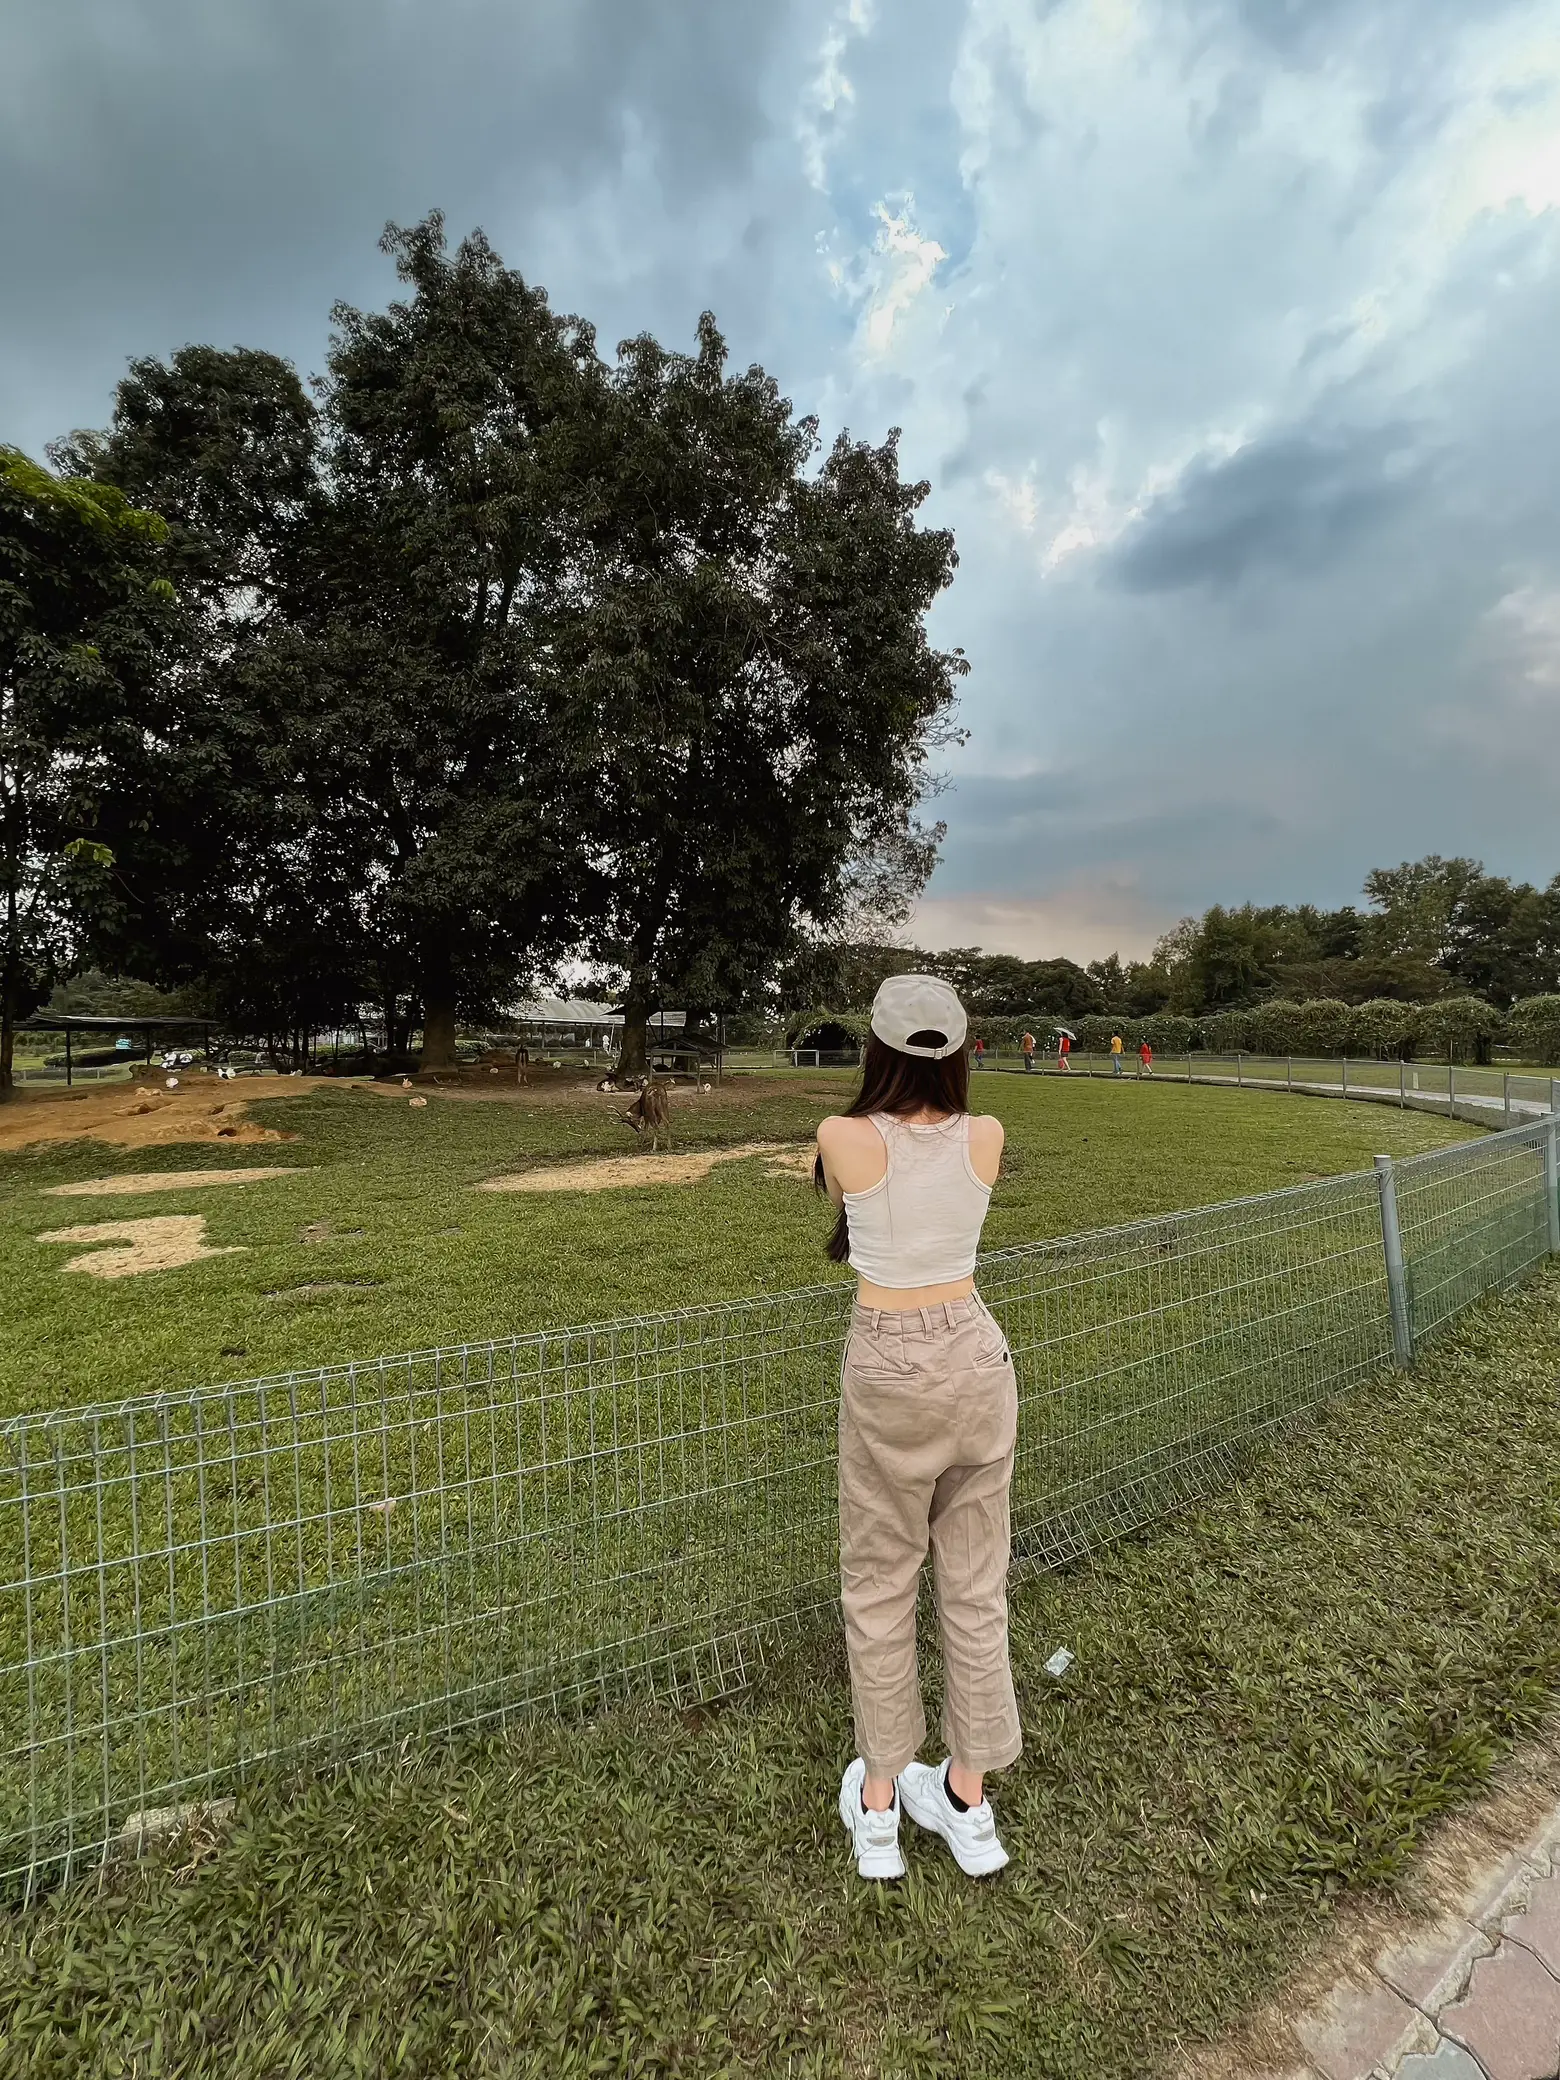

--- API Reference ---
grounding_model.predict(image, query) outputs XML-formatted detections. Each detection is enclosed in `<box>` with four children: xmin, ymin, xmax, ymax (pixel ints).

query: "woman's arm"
<box><xmin>817</xmin><ymin>1114</ymin><xmax>888</xmax><ymax>1203</ymax></box>
<box><xmin>815</xmin><ymin>1121</ymin><xmax>846</xmax><ymax>1208</ymax></box>
<box><xmin>968</xmin><ymin>1113</ymin><xmax>1005</xmax><ymax>1188</ymax></box>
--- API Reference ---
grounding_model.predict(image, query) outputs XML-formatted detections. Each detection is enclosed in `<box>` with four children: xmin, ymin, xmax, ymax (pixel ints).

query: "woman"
<box><xmin>814</xmin><ymin>973</ymin><xmax>1020</xmax><ymax>1882</ymax></box>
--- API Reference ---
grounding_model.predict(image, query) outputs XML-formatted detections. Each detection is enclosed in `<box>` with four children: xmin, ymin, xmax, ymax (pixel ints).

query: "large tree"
<box><xmin>71</xmin><ymin>219</ymin><xmax>607</xmax><ymax>1065</ymax></box>
<box><xmin>571</xmin><ymin>316</ymin><xmax>965</xmax><ymax>1073</ymax></box>
<box><xmin>68</xmin><ymin>222</ymin><xmax>966</xmax><ymax>1067</ymax></box>
<box><xmin>1362</xmin><ymin>855</ymin><xmax>1560</xmax><ymax>1007</ymax></box>
<box><xmin>0</xmin><ymin>449</ymin><xmax>176</xmax><ymax>1093</ymax></box>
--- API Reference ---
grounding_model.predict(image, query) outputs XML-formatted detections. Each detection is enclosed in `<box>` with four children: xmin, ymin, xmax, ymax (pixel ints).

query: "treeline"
<box><xmin>0</xmin><ymin>215</ymin><xmax>963</xmax><ymax>1090</ymax></box>
<box><xmin>779</xmin><ymin>856</ymin><xmax>1560</xmax><ymax>1064</ymax></box>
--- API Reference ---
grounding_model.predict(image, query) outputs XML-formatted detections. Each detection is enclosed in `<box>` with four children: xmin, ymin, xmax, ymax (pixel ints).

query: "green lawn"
<box><xmin>0</xmin><ymin>1072</ymin><xmax>1474</xmax><ymax>1417</ymax></box>
<box><xmin>5</xmin><ymin>1263</ymin><xmax>1560</xmax><ymax>2078</ymax></box>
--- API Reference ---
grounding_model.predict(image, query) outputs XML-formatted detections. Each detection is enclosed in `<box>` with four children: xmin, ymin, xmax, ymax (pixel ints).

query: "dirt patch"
<box><xmin>42</xmin><ymin>1167</ymin><xmax>309</xmax><ymax>1199</ymax></box>
<box><xmin>35</xmin><ymin>1215</ymin><xmax>247</xmax><ymax>1279</ymax></box>
<box><xmin>0</xmin><ymin>1075</ymin><xmax>353</xmax><ymax>1153</ymax></box>
<box><xmin>476</xmin><ymin>1141</ymin><xmax>814</xmax><ymax>1194</ymax></box>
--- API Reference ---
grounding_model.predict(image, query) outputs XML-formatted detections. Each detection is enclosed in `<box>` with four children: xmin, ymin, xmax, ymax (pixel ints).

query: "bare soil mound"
<box><xmin>476</xmin><ymin>1142</ymin><xmax>814</xmax><ymax>1194</ymax></box>
<box><xmin>0</xmin><ymin>1076</ymin><xmax>345</xmax><ymax>1153</ymax></box>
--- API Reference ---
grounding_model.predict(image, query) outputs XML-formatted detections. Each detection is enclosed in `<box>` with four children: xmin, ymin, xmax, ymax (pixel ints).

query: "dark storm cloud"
<box><xmin>0</xmin><ymin>0</ymin><xmax>800</xmax><ymax>450</ymax></box>
<box><xmin>1109</xmin><ymin>424</ymin><xmax>1431</xmax><ymax>594</ymax></box>
<box><xmin>940</xmin><ymin>779</ymin><xmax>1286</xmax><ymax>889</ymax></box>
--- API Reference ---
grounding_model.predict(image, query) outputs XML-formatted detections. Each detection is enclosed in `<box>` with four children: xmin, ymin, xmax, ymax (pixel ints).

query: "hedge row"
<box><xmin>783</xmin><ymin>994</ymin><xmax>1560</xmax><ymax>1065</ymax></box>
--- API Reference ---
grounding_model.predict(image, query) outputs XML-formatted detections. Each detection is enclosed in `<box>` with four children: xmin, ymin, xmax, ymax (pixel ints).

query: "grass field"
<box><xmin>0</xmin><ymin>1071</ymin><xmax>1476</xmax><ymax>1419</ymax></box>
<box><xmin>5</xmin><ymin>1262</ymin><xmax>1560</xmax><ymax>2078</ymax></box>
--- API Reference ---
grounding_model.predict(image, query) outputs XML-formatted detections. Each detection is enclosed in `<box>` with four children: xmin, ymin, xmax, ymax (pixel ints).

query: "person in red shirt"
<box><xmin>1138</xmin><ymin>1039</ymin><xmax>1153</xmax><ymax>1077</ymax></box>
<box><xmin>1057</xmin><ymin>1031</ymin><xmax>1072</xmax><ymax>1072</ymax></box>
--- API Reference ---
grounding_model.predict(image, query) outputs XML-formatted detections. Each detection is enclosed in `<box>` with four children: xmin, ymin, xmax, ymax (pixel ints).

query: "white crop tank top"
<box><xmin>843</xmin><ymin>1111</ymin><xmax>993</xmax><ymax>1287</ymax></box>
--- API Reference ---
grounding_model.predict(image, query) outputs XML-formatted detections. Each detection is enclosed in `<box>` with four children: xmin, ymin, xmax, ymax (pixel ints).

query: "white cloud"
<box><xmin>797</xmin><ymin>0</ymin><xmax>877</xmax><ymax>192</ymax></box>
<box><xmin>826</xmin><ymin>196</ymin><xmax>949</xmax><ymax>363</ymax></box>
<box><xmin>1482</xmin><ymin>582</ymin><xmax>1560</xmax><ymax>696</ymax></box>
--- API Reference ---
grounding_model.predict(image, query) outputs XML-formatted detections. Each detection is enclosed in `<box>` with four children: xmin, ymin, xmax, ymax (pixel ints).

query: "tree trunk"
<box><xmin>419</xmin><ymin>972</ymin><xmax>459</xmax><ymax>1071</ymax></box>
<box><xmin>616</xmin><ymin>963</ymin><xmax>653</xmax><ymax>1079</ymax></box>
<box><xmin>0</xmin><ymin>968</ymin><xmax>14</xmax><ymax>1099</ymax></box>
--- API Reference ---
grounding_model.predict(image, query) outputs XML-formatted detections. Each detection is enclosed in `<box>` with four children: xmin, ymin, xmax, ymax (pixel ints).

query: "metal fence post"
<box><xmin>1504</xmin><ymin>1071</ymin><xmax>1512</xmax><ymax>1129</ymax></box>
<box><xmin>1547</xmin><ymin>1116</ymin><xmax>1560</xmax><ymax>1257</ymax></box>
<box><xmin>1374</xmin><ymin>1154</ymin><xmax>1414</xmax><ymax>1367</ymax></box>
<box><xmin>1237</xmin><ymin>1052</ymin><xmax>1243</xmax><ymax>1087</ymax></box>
<box><xmin>1399</xmin><ymin>1057</ymin><xmax>1405</xmax><ymax>1109</ymax></box>
<box><xmin>1287</xmin><ymin>1056</ymin><xmax>1292</xmax><ymax>1092</ymax></box>
<box><xmin>1342</xmin><ymin>1055</ymin><xmax>1349</xmax><ymax>1096</ymax></box>
<box><xmin>1448</xmin><ymin>1061</ymin><xmax>1456</xmax><ymax>1116</ymax></box>
<box><xmin>1552</xmin><ymin>1076</ymin><xmax>1559</xmax><ymax>1118</ymax></box>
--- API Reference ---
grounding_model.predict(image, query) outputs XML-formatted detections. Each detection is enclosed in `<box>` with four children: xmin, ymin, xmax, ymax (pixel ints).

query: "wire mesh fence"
<box><xmin>3</xmin><ymin>1112</ymin><xmax>1558</xmax><ymax>1899</ymax></box>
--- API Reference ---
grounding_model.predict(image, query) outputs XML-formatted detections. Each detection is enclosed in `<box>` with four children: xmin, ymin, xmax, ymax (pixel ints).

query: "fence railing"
<box><xmin>3</xmin><ymin>1111</ymin><xmax>1558</xmax><ymax>1900</ymax></box>
<box><xmin>992</xmin><ymin>1050</ymin><xmax>1560</xmax><ymax>1126</ymax></box>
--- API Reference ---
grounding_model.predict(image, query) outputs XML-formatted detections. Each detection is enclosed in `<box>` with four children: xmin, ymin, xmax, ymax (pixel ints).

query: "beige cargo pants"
<box><xmin>838</xmin><ymin>1295</ymin><xmax>1023</xmax><ymax>1781</ymax></box>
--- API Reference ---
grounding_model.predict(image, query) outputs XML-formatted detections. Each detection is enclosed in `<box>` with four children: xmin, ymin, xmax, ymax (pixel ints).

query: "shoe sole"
<box><xmin>898</xmin><ymin>1779</ymin><xmax>1009</xmax><ymax>1877</ymax></box>
<box><xmin>838</xmin><ymin>1780</ymin><xmax>906</xmax><ymax>1880</ymax></box>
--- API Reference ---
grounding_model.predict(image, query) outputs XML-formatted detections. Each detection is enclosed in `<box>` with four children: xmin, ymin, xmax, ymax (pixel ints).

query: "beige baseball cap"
<box><xmin>869</xmin><ymin>973</ymin><xmax>968</xmax><ymax>1059</ymax></box>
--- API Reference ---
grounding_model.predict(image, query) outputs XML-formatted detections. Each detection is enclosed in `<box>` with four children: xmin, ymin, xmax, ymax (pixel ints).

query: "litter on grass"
<box><xmin>1044</xmin><ymin>1648</ymin><xmax>1076</xmax><ymax>1678</ymax></box>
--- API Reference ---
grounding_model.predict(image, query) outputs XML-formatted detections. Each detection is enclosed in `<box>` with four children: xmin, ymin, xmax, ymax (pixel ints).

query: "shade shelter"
<box><xmin>15</xmin><ymin>1014</ymin><xmax>221</xmax><ymax>1087</ymax></box>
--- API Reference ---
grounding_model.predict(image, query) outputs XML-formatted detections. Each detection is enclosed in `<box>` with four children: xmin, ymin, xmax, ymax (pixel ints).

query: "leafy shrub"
<box><xmin>1347</xmin><ymin>999</ymin><xmax>1414</xmax><ymax>1058</ymax></box>
<box><xmin>1413</xmin><ymin>994</ymin><xmax>1504</xmax><ymax>1065</ymax></box>
<box><xmin>1506</xmin><ymin>995</ymin><xmax>1560</xmax><ymax>1067</ymax></box>
<box><xmin>1200</xmin><ymin>1009</ymin><xmax>1254</xmax><ymax>1052</ymax></box>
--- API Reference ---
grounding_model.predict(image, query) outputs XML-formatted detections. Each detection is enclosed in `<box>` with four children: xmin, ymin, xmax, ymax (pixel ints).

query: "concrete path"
<box><xmin>1204</xmin><ymin>1074</ymin><xmax>1552</xmax><ymax>1129</ymax></box>
<box><xmin>1210</xmin><ymin>1795</ymin><xmax>1560</xmax><ymax>2079</ymax></box>
<box><xmin>990</xmin><ymin>1060</ymin><xmax>1555</xmax><ymax>1129</ymax></box>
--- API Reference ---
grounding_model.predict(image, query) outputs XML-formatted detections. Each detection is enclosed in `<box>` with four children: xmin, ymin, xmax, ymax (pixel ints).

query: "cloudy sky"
<box><xmin>5</xmin><ymin>0</ymin><xmax>1559</xmax><ymax>959</ymax></box>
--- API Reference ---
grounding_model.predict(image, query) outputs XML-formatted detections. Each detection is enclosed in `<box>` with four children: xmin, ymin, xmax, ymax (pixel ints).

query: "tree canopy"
<box><xmin>0</xmin><ymin>447</ymin><xmax>177</xmax><ymax>1093</ymax></box>
<box><xmin>59</xmin><ymin>215</ymin><xmax>964</xmax><ymax>1070</ymax></box>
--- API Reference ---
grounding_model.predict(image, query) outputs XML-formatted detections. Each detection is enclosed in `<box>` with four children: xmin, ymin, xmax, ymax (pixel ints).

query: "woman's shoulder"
<box><xmin>817</xmin><ymin>1111</ymin><xmax>881</xmax><ymax>1144</ymax></box>
<box><xmin>968</xmin><ymin>1112</ymin><xmax>1005</xmax><ymax>1148</ymax></box>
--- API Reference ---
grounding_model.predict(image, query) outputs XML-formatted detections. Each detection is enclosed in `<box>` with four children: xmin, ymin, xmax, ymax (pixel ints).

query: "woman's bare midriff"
<box><xmin>854</xmin><ymin>1273</ymin><xmax>977</xmax><ymax>1310</ymax></box>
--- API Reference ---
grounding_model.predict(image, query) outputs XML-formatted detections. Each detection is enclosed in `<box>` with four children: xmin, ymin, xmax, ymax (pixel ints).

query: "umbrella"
<box><xmin>1051</xmin><ymin>1024</ymin><xmax>1077</xmax><ymax>1039</ymax></box>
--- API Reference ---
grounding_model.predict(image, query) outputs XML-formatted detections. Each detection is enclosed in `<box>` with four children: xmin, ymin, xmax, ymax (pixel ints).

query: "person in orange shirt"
<box><xmin>1109</xmin><ymin>1032</ymin><xmax>1124</xmax><ymax>1077</ymax></box>
<box><xmin>1020</xmin><ymin>1030</ymin><xmax>1036</xmax><ymax>1073</ymax></box>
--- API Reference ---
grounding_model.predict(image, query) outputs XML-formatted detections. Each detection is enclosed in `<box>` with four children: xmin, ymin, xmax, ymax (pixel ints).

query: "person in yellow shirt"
<box><xmin>1110</xmin><ymin>1032</ymin><xmax>1124</xmax><ymax>1077</ymax></box>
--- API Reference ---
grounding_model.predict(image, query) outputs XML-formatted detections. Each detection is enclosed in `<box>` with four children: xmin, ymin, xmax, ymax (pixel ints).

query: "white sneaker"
<box><xmin>838</xmin><ymin>1758</ymin><xmax>906</xmax><ymax>1880</ymax></box>
<box><xmin>897</xmin><ymin>1759</ymin><xmax>1009</xmax><ymax>1877</ymax></box>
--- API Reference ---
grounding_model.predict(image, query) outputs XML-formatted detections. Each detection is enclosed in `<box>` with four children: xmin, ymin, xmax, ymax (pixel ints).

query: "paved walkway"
<box><xmin>991</xmin><ymin>1060</ymin><xmax>1555</xmax><ymax>1130</ymax></box>
<box><xmin>1224</xmin><ymin>1794</ymin><xmax>1560</xmax><ymax>2078</ymax></box>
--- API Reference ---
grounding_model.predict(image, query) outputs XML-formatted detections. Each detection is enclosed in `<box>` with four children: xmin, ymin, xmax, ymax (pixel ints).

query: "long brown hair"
<box><xmin>814</xmin><ymin>1032</ymin><xmax>971</xmax><ymax>1263</ymax></box>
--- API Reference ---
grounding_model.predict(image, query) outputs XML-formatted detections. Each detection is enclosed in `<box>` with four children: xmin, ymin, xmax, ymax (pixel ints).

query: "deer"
<box><xmin>619</xmin><ymin>1075</ymin><xmax>673</xmax><ymax>1152</ymax></box>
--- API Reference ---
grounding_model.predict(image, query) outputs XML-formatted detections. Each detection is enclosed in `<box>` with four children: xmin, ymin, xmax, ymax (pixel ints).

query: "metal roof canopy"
<box><xmin>15</xmin><ymin>1013</ymin><xmax>221</xmax><ymax>1088</ymax></box>
<box><xmin>17</xmin><ymin>1015</ymin><xmax>218</xmax><ymax>1031</ymax></box>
